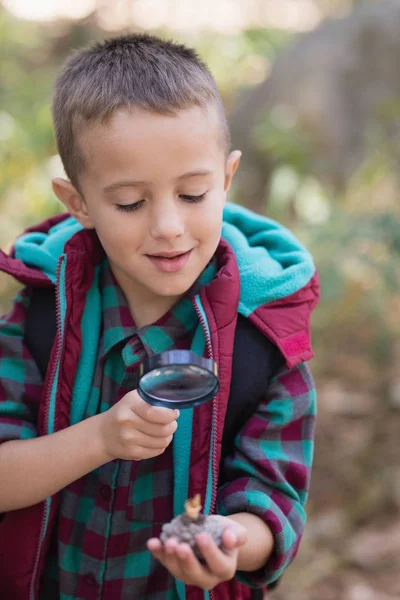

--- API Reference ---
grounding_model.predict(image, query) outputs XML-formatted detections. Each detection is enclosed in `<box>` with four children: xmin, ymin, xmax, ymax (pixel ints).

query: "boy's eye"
<box><xmin>115</xmin><ymin>194</ymin><xmax>206</xmax><ymax>212</ymax></box>
<box><xmin>115</xmin><ymin>200</ymin><xmax>145</xmax><ymax>212</ymax></box>
<box><xmin>181</xmin><ymin>193</ymin><xmax>206</xmax><ymax>203</ymax></box>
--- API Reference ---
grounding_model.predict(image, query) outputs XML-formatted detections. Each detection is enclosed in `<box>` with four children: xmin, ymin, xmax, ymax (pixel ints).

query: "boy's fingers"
<box><xmin>149</xmin><ymin>539</ymin><xmax>222</xmax><ymax>590</ymax></box>
<box><xmin>149</xmin><ymin>541</ymin><xmax>188</xmax><ymax>581</ymax></box>
<box><xmin>196</xmin><ymin>534</ymin><xmax>236</xmax><ymax>580</ymax></box>
<box><xmin>221</xmin><ymin>528</ymin><xmax>237</xmax><ymax>549</ymax></box>
<box><xmin>135</xmin><ymin>418</ymin><xmax>178</xmax><ymax>438</ymax></box>
<box><xmin>131</xmin><ymin>393</ymin><xmax>180</xmax><ymax>424</ymax></box>
<box><xmin>164</xmin><ymin>537</ymin><xmax>179</xmax><ymax>555</ymax></box>
<box><xmin>133</xmin><ymin>432</ymin><xmax>174</xmax><ymax>450</ymax></box>
<box><xmin>222</xmin><ymin>525</ymin><xmax>247</xmax><ymax>548</ymax></box>
<box><xmin>174</xmin><ymin>543</ymin><xmax>211</xmax><ymax>584</ymax></box>
<box><xmin>147</xmin><ymin>540</ymin><xmax>182</xmax><ymax>572</ymax></box>
<box><xmin>147</xmin><ymin>538</ymin><xmax>162</xmax><ymax>552</ymax></box>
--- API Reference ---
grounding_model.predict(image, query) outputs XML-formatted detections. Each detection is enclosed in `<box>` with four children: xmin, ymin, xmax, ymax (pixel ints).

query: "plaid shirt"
<box><xmin>0</xmin><ymin>260</ymin><xmax>316</xmax><ymax>598</ymax></box>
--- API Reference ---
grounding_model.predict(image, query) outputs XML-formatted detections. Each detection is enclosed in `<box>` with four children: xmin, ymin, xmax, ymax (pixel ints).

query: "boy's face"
<box><xmin>53</xmin><ymin>105</ymin><xmax>240</xmax><ymax>311</ymax></box>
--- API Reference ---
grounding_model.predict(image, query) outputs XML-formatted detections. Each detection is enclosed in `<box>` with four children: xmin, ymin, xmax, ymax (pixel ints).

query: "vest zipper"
<box><xmin>192</xmin><ymin>296</ymin><xmax>218</xmax><ymax>600</ymax></box>
<box><xmin>29</xmin><ymin>255</ymin><xmax>66</xmax><ymax>600</ymax></box>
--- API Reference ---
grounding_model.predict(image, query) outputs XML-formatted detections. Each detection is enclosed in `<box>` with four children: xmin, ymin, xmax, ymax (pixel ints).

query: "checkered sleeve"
<box><xmin>217</xmin><ymin>361</ymin><xmax>316</xmax><ymax>587</ymax></box>
<box><xmin>0</xmin><ymin>288</ymin><xmax>43</xmax><ymax>442</ymax></box>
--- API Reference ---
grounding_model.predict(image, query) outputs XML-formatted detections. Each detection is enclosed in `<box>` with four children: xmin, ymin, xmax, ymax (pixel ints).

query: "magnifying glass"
<box><xmin>137</xmin><ymin>350</ymin><xmax>219</xmax><ymax>409</ymax></box>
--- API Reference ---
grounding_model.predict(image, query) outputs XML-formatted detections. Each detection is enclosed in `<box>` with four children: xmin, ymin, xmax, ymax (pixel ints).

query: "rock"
<box><xmin>160</xmin><ymin>495</ymin><xmax>224</xmax><ymax>560</ymax></box>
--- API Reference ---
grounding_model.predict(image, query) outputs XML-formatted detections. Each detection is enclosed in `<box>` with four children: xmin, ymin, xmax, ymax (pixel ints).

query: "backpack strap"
<box><xmin>24</xmin><ymin>286</ymin><xmax>57</xmax><ymax>379</ymax></box>
<box><xmin>221</xmin><ymin>313</ymin><xmax>284</xmax><ymax>464</ymax></box>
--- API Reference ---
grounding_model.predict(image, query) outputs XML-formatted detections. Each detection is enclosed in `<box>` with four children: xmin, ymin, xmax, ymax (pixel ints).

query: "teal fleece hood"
<box><xmin>14</xmin><ymin>202</ymin><xmax>316</xmax><ymax>311</ymax></box>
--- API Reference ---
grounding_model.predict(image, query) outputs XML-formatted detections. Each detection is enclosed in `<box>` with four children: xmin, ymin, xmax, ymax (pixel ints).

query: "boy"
<box><xmin>0</xmin><ymin>34</ymin><xmax>319</xmax><ymax>600</ymax></box>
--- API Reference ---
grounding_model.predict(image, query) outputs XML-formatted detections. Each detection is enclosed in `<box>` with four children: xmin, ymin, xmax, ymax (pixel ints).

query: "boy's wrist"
<box><xmin>225</xmin><ymin>512</ymin><xmax>274</xmax><ymax>572</ymax></box>
<box><xmin>88</xmin><ymin>412</ymin><xmax>115</xmax><ymax>466</ymax></box>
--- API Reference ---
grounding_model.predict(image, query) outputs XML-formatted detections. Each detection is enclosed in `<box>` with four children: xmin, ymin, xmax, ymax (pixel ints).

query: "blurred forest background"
<box><xmin>1</xmin><ymin>0</ymin><xmax>400</xmax><ymax>598</ymax></box>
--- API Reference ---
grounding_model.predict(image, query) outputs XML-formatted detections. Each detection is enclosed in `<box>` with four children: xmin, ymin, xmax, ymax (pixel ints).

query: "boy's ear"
<box><xmin>224</xmin><ymin>150</ymin><xmax>242</xmax><ymax>193</ymax></box>
<box><xmin>52</xmin><ymin>178</ymin><xmax>94</xmax><ymax>229</ymax></box>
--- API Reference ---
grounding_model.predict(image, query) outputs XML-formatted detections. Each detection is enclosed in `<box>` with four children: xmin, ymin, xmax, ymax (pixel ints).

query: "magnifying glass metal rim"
<box><xmin>138</xmin><ymin>350</ymin><xmax>219</xmax><ymax>409</ymax></box>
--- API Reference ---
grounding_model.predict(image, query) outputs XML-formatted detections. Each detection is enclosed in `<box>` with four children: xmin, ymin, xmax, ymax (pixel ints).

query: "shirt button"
<box><xmin>84</xmin><ymin>573</ymin><xmax>96</xmax><ymax>586</ymax></box>
<box><xmin>100</xmin><ymin>485</ymin><xmax>112</xmax><ymax>501</ymax></box>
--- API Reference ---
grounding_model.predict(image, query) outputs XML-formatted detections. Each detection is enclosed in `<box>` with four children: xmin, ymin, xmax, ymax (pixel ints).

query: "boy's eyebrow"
<box><xmin>102</xmin><ymin>169</ymin><xmax>213</xmax><ymax>193</ymax></box>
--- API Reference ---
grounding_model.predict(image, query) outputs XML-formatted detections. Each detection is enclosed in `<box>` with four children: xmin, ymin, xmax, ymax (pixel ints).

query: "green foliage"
<box><xmin>179</xmin><ymin>27</ymin><xmax>292</xmax><ymax>108</ymax></box>
<box><xmin>254</xmin><ymin>112</ymin><xmax>315</xmax><ymax>175</ymax></box>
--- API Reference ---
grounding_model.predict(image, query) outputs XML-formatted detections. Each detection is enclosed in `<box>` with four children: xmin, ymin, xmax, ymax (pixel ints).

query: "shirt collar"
<box><xmin>99</xmin><ymin>262</ymin><xmax>137</xmax><ymax>359</ymax></box>
<box><xmin>99</xmin><ymin>257</ymin><xmax>217</xmax><ymax>361</ymax></box>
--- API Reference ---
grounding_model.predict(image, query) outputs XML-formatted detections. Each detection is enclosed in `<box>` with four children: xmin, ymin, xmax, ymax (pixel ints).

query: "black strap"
<box><xmin>24</xmin><ymin>287</ymin><xmax>57</xmax><ymax>379</ymax></box>
<box><xmin>221</xmin><ymin>313</ymin><xmax>282</xmax><ymax>464</ymax></box>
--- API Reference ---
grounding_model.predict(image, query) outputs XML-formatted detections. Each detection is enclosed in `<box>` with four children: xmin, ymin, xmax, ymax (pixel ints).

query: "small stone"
<box><xmin>160</xmin><ymin>496</ymin><xmax>224</xmax><ymax>560</ymax></box>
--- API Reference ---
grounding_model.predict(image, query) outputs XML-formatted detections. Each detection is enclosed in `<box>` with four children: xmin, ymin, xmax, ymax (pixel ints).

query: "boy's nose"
<box><xmin>150</xmin><ymin>205</ymin><xmax>185</xmax><ymax>240</ymax></box>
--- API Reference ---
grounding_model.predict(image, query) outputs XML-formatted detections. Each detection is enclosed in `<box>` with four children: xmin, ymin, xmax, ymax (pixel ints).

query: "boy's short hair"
<box><xmin>52</xmin><ymin>34</ymin><xmax>230</xmax><ymax>189</ymax></box>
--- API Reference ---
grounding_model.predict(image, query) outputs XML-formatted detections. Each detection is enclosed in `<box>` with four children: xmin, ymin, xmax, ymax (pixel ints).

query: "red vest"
<box><xmin>0</xmin><ymin>215</ymin><xmax>319</xmax><ymax>600</ymax></box>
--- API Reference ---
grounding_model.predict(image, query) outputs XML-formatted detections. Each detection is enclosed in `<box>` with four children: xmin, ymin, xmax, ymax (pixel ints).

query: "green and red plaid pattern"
<box><xmin>217</xmin><ymin>361</ymin><xmax>316</xmax><ymax>586</ymax></box>
<box><xmin>0</xmin><ymin>287</ymin><xmax>42</xmax><ymax>442</ymax></box>
<box><xmin>0</xmin><ymin>261</ymin><xmax>316</xmax><ymax>598</ymax></box>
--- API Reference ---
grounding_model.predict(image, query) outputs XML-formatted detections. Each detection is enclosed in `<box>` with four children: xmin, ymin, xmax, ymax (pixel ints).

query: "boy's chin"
<box><xmin>151</xmin><ymin>271</ymin><xmax>202</xmax><ymax>297</ymax></box>
<box><xmin>151</xmin><ymin>279</ymin><xmax>196</xmax><ymax>298</ymax></box>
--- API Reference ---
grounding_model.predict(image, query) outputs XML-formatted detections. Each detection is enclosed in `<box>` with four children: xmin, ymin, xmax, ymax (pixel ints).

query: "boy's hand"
<box><xmin>97</xmin><ymin>390</ymin><xmax>179</xmax><ymax>461</ymax></box>
<box><xmin>147</xmin><ymin>516</ymin><xmax>247</xmax><ymax>590</ymax></box>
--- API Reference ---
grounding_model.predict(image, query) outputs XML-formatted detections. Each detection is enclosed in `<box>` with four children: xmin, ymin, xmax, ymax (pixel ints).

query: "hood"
<box><xmin>222</xmin><ymin>202</ymin><xmax>316</xmax><ymax>315</ymax></box>
<box><xmin>0</xmin><ymin>213</ymin><xmax>82</xmax><ymax>287</ymax></box>
<box><xmin>12</xmin><ymin>216</ymin><xmax>83</xmax><ymax>284</ymax></box>
<box><xmin>6</xmin><ymin>203</ymin><xmax>315</xmax><ymax>303</ymax></box>
<box><xmin>0</xmin><ymin>204</ymin><xmax>319</xmax><ymax>367</ymax></box>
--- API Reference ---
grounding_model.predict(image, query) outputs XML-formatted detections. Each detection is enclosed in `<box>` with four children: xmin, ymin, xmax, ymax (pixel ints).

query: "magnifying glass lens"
<box><xmin>137</xmin><ymin>351</ymin><xmax>219</xmax><ymax>409</ymax></box>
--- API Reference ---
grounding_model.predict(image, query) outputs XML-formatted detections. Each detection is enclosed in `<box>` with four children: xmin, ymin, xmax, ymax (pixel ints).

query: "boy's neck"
<box><xmin>109</xmin><ymin>262</ymin><xmax>183</xmax><ymax>329</ymax></box>
<box><xmin>128</xmin><ymin>295</ymin><xmax>182</xmax><ymax>329</ymax></box>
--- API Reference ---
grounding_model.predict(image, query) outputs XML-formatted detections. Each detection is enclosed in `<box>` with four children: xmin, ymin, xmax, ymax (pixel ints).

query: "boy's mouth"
<box><xmin>146</xmin><ymin>250</ymin><xmax>192</xmax><ymax>273</ymax></box>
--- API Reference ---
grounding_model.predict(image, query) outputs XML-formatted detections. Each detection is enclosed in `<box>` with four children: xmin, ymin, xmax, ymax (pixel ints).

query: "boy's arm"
<box><xmin>0</xmin><ymin>394</ymin><xmax>179</xmax><ymax>512</ymax></box>
<box><xmin>0</xmin><ymin>415</ymin><xmax>109</xmax><ymax>511</ymax></box>
<box><xmin>0</xmin><ymin>287</ymin><xmax>42</xmax><ymax>445</ymax></box>
<box><xmin>217</xmin><ymin>361</ymin><xmax>316</xmax><ymax>586</ymax></box>
<box><xmin>0</xmin><ymin>287</ymin><xmax>98</xmax><ymax>510</ymax></box>
<box><xmin>227</xmin><ymin>511</ymin><xmax>274</xmax><ymax>571</ymax></box>
<box><xmin>0</xmin><ymin>288</ymin><xmax>179</xmax><ymax>511</ymax></box>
